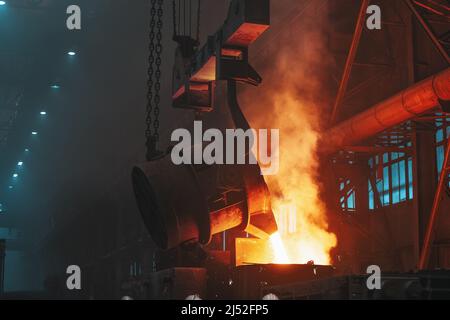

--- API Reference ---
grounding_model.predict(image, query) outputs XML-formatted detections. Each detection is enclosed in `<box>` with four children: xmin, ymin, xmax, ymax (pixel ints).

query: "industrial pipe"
<box><xmin>323</xmin><ymin>67</ymin><xmax>450</xmax><ymax>154</ymax></box>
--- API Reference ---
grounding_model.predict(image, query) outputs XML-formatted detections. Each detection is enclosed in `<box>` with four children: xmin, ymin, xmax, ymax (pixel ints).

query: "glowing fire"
<box><xmin>248</xmin><ymin>91</ymin><xmax>338</xmax><ymax>265</ymax></box>
<box><xmin>263</xmin><ymin>96</ymin><xmax>338</xmax><ymax>265</ymax></box>
<box><xmin>245</xmin><ymin>92</ymin><xmax>338</xmax><ymax>265</ymax></box>
<box><xmin>269</xmin><ymin>233</ymin><xmax>289</xmax><ymax>264</ymax></box>
<box><xmin>241</xmin><ymin>11</ymin><xmax>337</xmax><ymax>265</ymax></box>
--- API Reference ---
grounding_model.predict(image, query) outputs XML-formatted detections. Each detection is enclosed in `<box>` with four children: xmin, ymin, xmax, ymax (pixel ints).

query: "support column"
<box><xmin>415</xmin><ymin>130</ymin><xmax>438</xmax><ymax>260</ymax></box>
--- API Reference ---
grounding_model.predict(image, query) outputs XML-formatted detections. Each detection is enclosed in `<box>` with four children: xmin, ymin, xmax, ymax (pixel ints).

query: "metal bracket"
<box><xmin>172</xmin><ymin>0</ymin><xmax>269</xmax><ymax>112</ymax></box>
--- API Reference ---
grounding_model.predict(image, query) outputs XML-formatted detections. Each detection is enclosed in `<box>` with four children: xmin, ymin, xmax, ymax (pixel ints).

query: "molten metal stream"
<box><xmin>269</xmin><ymin>233</ymin><xmax>290</xmax><ymax>264</ymax></box>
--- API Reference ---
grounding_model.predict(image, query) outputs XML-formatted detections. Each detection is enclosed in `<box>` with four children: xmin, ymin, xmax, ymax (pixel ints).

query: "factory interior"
<box><xmin>0</xmin><ymin>0</ymin><xmax>450</xmax><ymax>300</ymax></box>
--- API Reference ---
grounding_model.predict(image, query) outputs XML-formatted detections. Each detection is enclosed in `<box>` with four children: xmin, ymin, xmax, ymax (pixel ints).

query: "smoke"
<box><xmin>240</xmin><ymin>0</ymin><xmax>337</xmax><ymax>264</ymax></box>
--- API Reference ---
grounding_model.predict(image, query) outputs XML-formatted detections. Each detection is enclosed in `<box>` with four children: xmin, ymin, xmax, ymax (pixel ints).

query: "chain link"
<box><xmin>146</xmin><ymin>0</ymin><xmax>157</xmax><ymax>153</ymax></box>
<box><xmin>146</xmin><ymin>0</ymin><xmax>163</xmax><ymax>160</ymax></box>
<box><xmin>154</xmin><ymin>0</ymin><xmax>163</xmax><ymax>143</ymax></box>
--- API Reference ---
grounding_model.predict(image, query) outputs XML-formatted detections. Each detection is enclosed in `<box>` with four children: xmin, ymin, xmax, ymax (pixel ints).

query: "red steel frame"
<box><xmin>419</xmin><ymin>120</ymin><xmax>450</xmax><ymax>269</ymax></box>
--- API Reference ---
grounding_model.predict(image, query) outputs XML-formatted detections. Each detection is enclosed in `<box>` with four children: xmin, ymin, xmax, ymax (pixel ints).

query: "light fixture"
<box><xmin>67</xmin><ymin>51</ymin><xmax>76</xmax><ymax>56</ymax></box>
<box><xmin>17</xmin><ymin>161</ymin><xmax>23</xmax><ymax>166</ymax></box>
<box><xmin>13</xmin><ymin>173</ymin><xmax>18</xmax><ymax>178</ymax></box>
<box><xmin>0</xmin><ymin>1</ymin><xmax>6</xmax><ymax>6</ymax></box>
<box><xmin>32</xmin><ymin>131</ymin><xmax>38</xmax><ymax>135</ymax></box>
<box><xmin>40</xmin><ymin>111</ymin><xmax>47</xmax><ymax>115</ymax></box>
<box><xmin>50</xmin><ymin>84</ymin><xmax>60</xmax><ymax>89</ymax></box>
<box><xmin>8</xmin><ymin>186</ymin><xmax>13</xmax><ymax>190</ymax></box>
<box><xmin>25</xmin><ymin>148</ymin><xmax>30</xmax><ymax>152</ymax></box>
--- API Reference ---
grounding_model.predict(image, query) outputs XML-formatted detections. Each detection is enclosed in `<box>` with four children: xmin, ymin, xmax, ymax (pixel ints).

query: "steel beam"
<box><xmin>418</xmin><ymin>137</ymin><xmax>450</xmax><ymax>269</ymax></box>
<box><xmin>412</xmin><ymin>0</ymin><xmax>450</xmax><ymax>18</ymax></box>
<box><xmin>330</xmin><ymin>0</ymin><xmax>370</xmax><ymax>125</ymax></box>
<box><xmin>343</xmin><ymin>146</ymin><xmax>412</xmax><ymax>154</ymax></box>
<box><xmin>405</xmin><ymin>0</ymin><xmax>450</xmax><ymax>65</ymax></box>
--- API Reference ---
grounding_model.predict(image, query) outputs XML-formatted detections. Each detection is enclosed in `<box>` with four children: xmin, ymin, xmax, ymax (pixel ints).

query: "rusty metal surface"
<box><xmin>132</xmin><ymin>153</ymin><xmax>211</xmax><ymax>249</ymax></box>
<box><xmin>132</xmin><ymin>150</ymin><xmax>278</xmax><ymax>250</ymax></box>
<box><xmin>227</xmin><ymin>80</ymin><xmax>278</xmax><ymax>239</ymax></box>
<box><xmin>210</xmin><ymin>202</ymin><xmax>246</xmax><ymax>235</ymax></box>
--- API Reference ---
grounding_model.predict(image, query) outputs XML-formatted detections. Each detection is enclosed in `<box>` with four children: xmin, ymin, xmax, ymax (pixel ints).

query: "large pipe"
<box><xmin>323</xmin><ymin>68</ymin><xmax>450</xmax><ymax>154</ymax></box>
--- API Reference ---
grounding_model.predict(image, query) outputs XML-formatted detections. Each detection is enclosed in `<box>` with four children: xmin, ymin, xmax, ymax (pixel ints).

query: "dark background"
<box><xmin>0</xmin><ymin>0</ymin><xmax>229</xmax><ymax>292</ymax></box>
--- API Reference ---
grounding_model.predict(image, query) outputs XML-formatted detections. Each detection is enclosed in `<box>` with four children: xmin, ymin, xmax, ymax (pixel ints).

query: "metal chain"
<box><xmin>145</xmin><ymin>0</ymin><xmax>157</xmax><ymax>158</ymax></box>
<box><xmin>145</xmin><ymin>0</ymin><xmax>164</xmax><ymax>160</ymax></box>
<box><xmin>154</xmin><ymin>0</ymin><xmax>163</xmax><ymax>143</ymax></box>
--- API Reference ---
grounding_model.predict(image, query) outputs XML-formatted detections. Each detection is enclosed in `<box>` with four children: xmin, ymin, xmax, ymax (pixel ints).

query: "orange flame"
<box><xmin>263</xmin><ymin>94</ymin><xmax>337</xmax><ymax>265</ymax></box>
<box><xmin>242</xmin><ymin>9</ymin><xmax>337</xmax><ymax>265</ymax></box>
